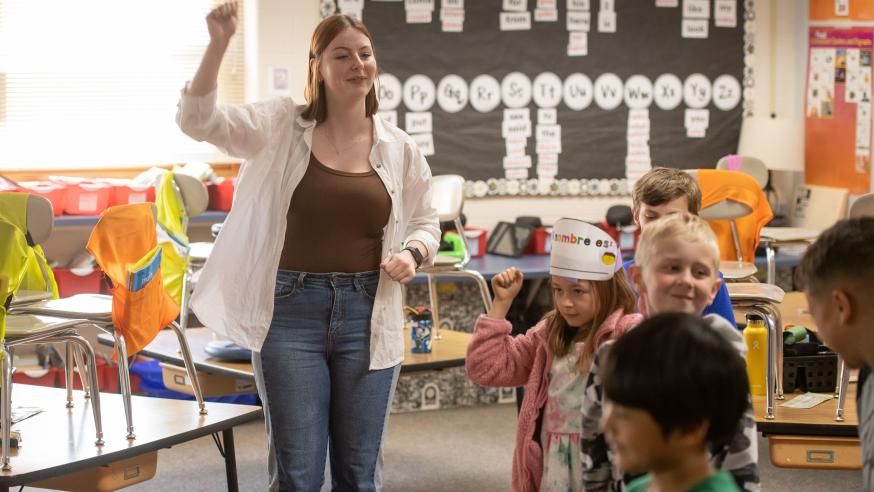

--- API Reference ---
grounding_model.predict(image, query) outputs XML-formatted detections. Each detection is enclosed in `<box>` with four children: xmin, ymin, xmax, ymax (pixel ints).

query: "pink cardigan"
<box><xmin>466</xmin><ymin>309</ymin><xmax>642</xmax><ymax>492</ymax></box>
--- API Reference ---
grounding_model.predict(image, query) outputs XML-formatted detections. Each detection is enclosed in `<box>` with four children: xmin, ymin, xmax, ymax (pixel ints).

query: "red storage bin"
<box><xmin>17</xmin><ymin>181</ymin><xmax>67</xmax><ymax>217</ymax></box>
<box><xmin>53</xmin><ymin>267</ymin><xmax>103</xmax><ymax>297</ymax></box>
<box><xmin>109</xmin><ymin>183</ymin><xmax>155</xmax><ymax>206</ymax></box>
<box><xmin>13</xmin><ymin>366</ymin><xmax>61</xmax><ymax>388</ymax></box>
<box><xmin>208</xmin><ymin>178</ymin><xmax>235</xmax><ymax>211</ymax></box>
<box><xmin>62</xmin><ymin>181</ymin><xmax>111</xmax><ymax>215</ymax></box>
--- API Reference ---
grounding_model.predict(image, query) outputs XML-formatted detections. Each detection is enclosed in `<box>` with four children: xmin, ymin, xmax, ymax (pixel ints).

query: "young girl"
<box><xmin>466</xmin><ymin>218</ymin><xmax>641</xmax><ymax>492</ymax></box>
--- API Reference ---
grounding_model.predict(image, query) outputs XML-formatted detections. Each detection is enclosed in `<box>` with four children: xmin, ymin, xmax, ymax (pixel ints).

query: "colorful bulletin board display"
<box><xmin>805</xmin><ymin>27</ymin><xmax>873</xmax><ymax>195</ymax></box>
<box><xmin>324</xmin><ymin>0</ymin><xmax>752</xmax><ymax>197</ymax></box>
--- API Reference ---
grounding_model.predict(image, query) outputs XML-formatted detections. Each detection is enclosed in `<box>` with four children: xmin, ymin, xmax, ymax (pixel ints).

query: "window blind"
<box><xmin>0</xmin><ymin>0</ymin><xmax>246</xmax><ymax>170</ymax></box>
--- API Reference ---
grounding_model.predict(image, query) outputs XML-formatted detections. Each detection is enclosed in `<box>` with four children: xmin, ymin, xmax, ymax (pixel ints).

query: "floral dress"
<box><xmin>540</xmin><ymin>347</ymin><xmax>586</xmax><ymax>492</ymax></box>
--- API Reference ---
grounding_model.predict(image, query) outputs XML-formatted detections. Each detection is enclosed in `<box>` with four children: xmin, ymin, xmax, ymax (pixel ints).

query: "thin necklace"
<box><xmin>324</xmin><ymin>125</ymin><xmax>369</xmax><ymax>156</ymax></box>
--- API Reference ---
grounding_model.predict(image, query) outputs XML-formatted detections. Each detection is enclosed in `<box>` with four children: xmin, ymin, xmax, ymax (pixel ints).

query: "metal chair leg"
<box><xmin>464</xmin><ymin>269</ymin><xmax>493</xmax><ymax>312</ymax></box>
<box><xmin>179</xmin><ymin>268</ymin><xmax>192</xmax><ymax>333</ymax></box>
<box><xmin>427</xmin><ymin>273</ymin><xmax>442</xmax><ymax>340</ymax></box>
<box><xmin>2</xmin><ymin>345</ymin><xmax>12</xmax><ymax>470</ymax></box>
<box><xmin>760</xmin><ymin>303</ymin><xmax>785</xmax><ymax>399</ymax></box>
<box><xmin>836</xmin><ymin>358</ymin><xmax>850</xmax><ymax>422</ymax></box>
<box><xmin>763</xmin><ymin>307</ymin><xmax>777</xmax><ymax>420</ymax></box>
<box><xmin>64</xmin><ymin>342</ymin><xmax>74</xmax><ymax>408</ymax></box>
<box><xmin>72</xmin><ymin>346</ymin><xmax>90</xmax><ymax>399</ymax></box>
<box><xmin>170</xmin><ymin>321</ymin><xmax>207</xmax><ymax>415</ymax></box>
<box><xmin>114</xmin><ymin>332</ymin><xmax>135</xmax><ymax>440</ymax></box>
<box><xmin>67</xmin><ymin>335</ymin><xmax>104</xmax><ymax>445</ymax></box>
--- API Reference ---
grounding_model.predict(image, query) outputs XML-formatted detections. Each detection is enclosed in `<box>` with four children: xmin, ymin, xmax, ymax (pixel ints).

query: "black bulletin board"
<box><xmin>353</xmin><ymin>0</ymin><xmax>749</xmax><ymax>194</ymax></box>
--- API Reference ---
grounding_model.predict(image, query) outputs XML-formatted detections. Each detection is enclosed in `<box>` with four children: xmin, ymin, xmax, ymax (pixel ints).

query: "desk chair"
<box><xmin>12</xmin><ymin>204</ymin><xmax>207</xmax><ymax>441</ymax></box>
<box><xmin>833</xmin><ymin>191</ymin><xmax>874</xmax><ymax>421</ymax></box>
<box><xmin>716</xmin><ymin>155</ymin><xmax>769</xmax><ymax>189</ymax></box>
<box><xmin>728</xmin><ymin>282</ymin><xmax>785</xmax><ymax>419</ymax></box>
<box><xmin>156</xmin><ymin>172</ymin><xmax>209</xmax><ymax>333</ymax></box>
<box><xmin>3</xmin><ymin>194</ymin><xmax>57</xmax><ymax>306</ymax></box>
<box><xmin>0</xmin><ymin>218</ymin><xmax>104</xmax><ymax>471</ymax></box>
<box><xmin>418</xmin><ymin>175</ymin><xmax>492</xmax><ymax>338</ymax></box>
<box><xmin>688</xmin><ymin>169</ymin><xmax>765</xmax><ymax>280</ymax></box>
<box><xmin>157</xmin><ymin>172</ymin><xmax>209</xmax><ymax>335</ymax></box>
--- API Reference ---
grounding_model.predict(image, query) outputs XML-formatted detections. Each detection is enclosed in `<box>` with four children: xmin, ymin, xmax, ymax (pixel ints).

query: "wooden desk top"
<box><xmin>780</xmin><ymin>291</ymin><xmax>816</xmax><ymax>330</ymax></box>
<box><xmin>100</xmin><ymin>327</ymin><xmax>473</xmax><ymax>379</ymax></box>
<box><xmin>0</xmin><ymin>384</ymin><xmax>261</xmax><ymax>486</ymax></box>
<box><xmin>753</xmin><ymin>384</ymin><xmax>858</xmax><ymax>437</ymax></box>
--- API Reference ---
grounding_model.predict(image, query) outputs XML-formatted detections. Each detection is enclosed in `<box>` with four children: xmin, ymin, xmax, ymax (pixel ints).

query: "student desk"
<box><xmin>753</xmin><ymin>384</ymin><xmax>860</xmax><ymax>470</ymax></box>
<box><xmin>98</xmin><ymin>326</ymin><xmax>473</xmax><ymax>391</ymax></box>
<box><xmin>749</xmin><ymin>290</ymin><xmax>862</xmax><ymax>470</ymax></box>
<box><xmin>0</xmin><ymin>384</ymin><xmax>261</xmax><ymax>491</ymax></box>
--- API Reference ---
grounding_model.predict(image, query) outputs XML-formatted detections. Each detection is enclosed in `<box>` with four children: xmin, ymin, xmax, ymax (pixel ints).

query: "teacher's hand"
<box><xmin>380</xmin><ymin>251</ymin><xmax>417</xmax><ymax>284</ymax></box>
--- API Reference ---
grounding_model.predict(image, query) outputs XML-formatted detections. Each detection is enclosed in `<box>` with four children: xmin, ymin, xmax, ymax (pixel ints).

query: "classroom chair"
<box><xmin>2</xmin><ymin>193</ymin><xmax>59</xmax><ymax>306</ymax></box>
<box><xmin>12</xmin><ymin>203</ymin><xmax>206</xmax><ymax>441</ymax></box>
<box><xmin>155</xmin><ymin>171</ymin><xmax>209</xmax><ymax>334</ymax></box>
<box><xmin>0</xmin><ymin>217</ymin><xmax>105</xmax><ymax>471</ymax></box>
<box><xmin>716</xmin><ymin>155</ymin><xmax>769</xmax><ymax>189</ymax></box>
<box><xmin>418</xmin><ymin>175</ymin><xmax>492</xmax><ymax>338</ymax></box>
<box><xmin>688</xmin><ymin>169</ymin><xmax>772</xmax><ymax>280</ymax></box>
<box><xmin>728</xmin><ymin>282</ymin><xmax>786</xmax><ymax>420</ymax></box>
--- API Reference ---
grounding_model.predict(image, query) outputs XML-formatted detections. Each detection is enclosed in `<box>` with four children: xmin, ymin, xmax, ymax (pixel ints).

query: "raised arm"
<box><xmin>177</xmin><ymin>2</ymin><xmax>286</xmax><ymax>158</ymax></box>
<box><xmin>188</xmin><ymin>2</ymin><xmax>238</xmax><ymax>97</ymax></box>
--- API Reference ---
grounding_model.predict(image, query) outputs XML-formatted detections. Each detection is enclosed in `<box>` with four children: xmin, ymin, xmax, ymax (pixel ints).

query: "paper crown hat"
<box><xmin>550</xmin><ymin>218</ymin><xmax>619</xmax><ymax>281</ymax></box>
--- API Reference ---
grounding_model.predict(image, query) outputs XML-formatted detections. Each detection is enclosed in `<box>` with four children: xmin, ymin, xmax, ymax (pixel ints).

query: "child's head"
<box><xmin>546</xmin><ymin>273</ymin><xmax>636</xmax><ymax>368</ymax></box>
<box><xmin>547</xmin><ymin>219</ymin><xmax>637</xmax><ymax>368</ymax></box>
<box><xmin>632</xmin><ymin>167</ymin><xmax>702</xmax><ymax>228</ymax></box>
<box><xmin>601</xmin><ymin>313</ymin><xmax>749</xmax><ymax>475</ymax></box>
<box><xmin>630</xmin><ymin>213</ymin><xmax>721</xmax><ymax>316</ymax></box>
<box><xmin>797</xmin><ymin>217</ymin><xmax>874</xmax><ymax>369</ymax></box>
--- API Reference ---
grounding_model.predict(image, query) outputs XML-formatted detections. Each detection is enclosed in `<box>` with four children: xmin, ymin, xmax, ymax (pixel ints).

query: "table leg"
<box><xmin>223</xmin><ymin>428</ymin><xmax>238</xmax><ymax>492</ymax></box>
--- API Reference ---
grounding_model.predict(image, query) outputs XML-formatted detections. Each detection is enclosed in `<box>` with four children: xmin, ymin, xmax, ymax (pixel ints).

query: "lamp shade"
<box><xmin>737</xmin><ymin>117</ymin><xmax>805</xmax><ymax>172</ymax></box>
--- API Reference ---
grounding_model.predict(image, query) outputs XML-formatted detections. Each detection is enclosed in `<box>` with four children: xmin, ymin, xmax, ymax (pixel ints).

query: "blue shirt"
<box><xmin>623</xmin><ymin>259</ymin><xmax>737</xmax><ymax>329</ymax></box>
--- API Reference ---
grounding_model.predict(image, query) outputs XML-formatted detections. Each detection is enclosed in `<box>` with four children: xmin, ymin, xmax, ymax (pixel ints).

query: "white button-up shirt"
<box><xmin>176</xmin><ymin>88</ymin><xmax>440</xmax><ymax>370</ymax></box>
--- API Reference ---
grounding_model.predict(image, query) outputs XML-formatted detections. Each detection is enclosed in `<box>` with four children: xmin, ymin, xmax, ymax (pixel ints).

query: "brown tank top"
<box><xmin>278</xmin><ymin>153</ymin><xmax>391</xmax><ymax>273</ymax></box>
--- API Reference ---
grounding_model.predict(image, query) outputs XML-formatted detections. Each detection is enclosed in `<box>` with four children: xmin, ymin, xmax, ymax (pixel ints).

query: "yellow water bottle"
<box><xmin>743</xmin><ymin>315</ymin><xmax>768</xmax><ymax>396</ymax></box>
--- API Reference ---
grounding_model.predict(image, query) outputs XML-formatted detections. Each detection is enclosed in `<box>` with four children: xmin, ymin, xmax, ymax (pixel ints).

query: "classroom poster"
<box><xmin>806</xmin><ymin>27</ymin><xmax>874</xmax><ymax>194</ymax></box>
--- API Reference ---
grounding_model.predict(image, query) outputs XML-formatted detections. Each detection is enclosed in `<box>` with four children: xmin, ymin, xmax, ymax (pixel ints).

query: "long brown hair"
<box><xmin>302</xmin><ymin>15</ymin><xmax>380</xmax><ymax>122</ymax></box>
<box><xmin>544</xmin><ymin>272</ymin><xmax>637</xmax><ymax>372</ymax></box>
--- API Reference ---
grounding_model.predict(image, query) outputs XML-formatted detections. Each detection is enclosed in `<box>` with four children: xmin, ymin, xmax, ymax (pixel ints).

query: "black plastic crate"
<box><xmin>783</xmin><ymin>353</ymin><xmax>838</xmax><ymax>393</ymax></box>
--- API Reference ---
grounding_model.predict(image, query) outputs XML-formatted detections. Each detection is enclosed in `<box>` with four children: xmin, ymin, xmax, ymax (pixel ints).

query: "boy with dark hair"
<box><xmin>602</xmin><ymin>312</ymin><xmax>749</xmax><ymax>492</ymax></box>
<box><xmin>625</xmin><ymin>167</ymin><xmax>735</xmax><ymax>326</ymax></box>
<box><xmin>796</xmin><ymin>217</ymin><xmax>874</xmax><ymax>490</ymax></box>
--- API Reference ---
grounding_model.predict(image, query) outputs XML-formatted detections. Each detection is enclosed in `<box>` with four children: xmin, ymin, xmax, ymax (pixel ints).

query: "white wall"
<box><xmin>248</xmin><ymin>0</ymin><xmax>807</xmax><ymax>229</ymax></box>
<box><xmin>249</xmin><ymin>0</ymin><xmax>320</xmax><ymax>104</ymax></box>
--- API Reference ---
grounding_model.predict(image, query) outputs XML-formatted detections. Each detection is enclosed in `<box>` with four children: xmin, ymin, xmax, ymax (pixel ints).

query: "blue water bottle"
<box><xmin>408</xmin><ymin>307</ymin><xmax>433</xmax><ymax>354</ymax></box>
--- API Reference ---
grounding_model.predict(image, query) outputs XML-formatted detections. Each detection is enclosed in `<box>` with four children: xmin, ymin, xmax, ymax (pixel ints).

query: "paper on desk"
<box><xmin>781</xmin><ymin>392</ymin><xmax>833</xmax><ymax>409</ymax></box>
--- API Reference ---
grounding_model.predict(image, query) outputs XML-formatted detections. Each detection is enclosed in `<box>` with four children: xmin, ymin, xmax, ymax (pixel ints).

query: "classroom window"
<box><xmin>0</xmin><ymin>0</ymin><xmax>246</xmax><ymax>171</ymax></box>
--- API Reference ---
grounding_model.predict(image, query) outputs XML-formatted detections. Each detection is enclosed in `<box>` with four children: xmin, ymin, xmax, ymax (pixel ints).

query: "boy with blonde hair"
<box><xmin>581</xmin><ymin>213</ymin><xmax>759</xmax><ymax>491</ymax></box>
<box><xmin>625</xmin><ymin>167</ymin><xmax>735</xmax><ymax>325</ymax></box>
<box><xmin>796</xmin><ymin>217</ymin><xmax>874</xmax><ymax>490</ymax></box>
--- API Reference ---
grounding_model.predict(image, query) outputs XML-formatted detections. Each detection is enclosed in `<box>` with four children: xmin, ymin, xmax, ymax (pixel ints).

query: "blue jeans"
<box><xmin>258</xmin><ymin>270</ymin><xmax>400</xmax><ymax>491</ymax></box>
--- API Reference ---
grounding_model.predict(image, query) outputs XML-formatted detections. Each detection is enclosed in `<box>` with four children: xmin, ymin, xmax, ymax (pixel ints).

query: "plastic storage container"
<box><xmin>783</xmin><ymin>353</ymin><xmax>838</xmax><ymax>393</ymax></box>
<box><xmin>207</xmin><ymin>177</ymin><xmax>235</xmax><ymax>211</ymax></box>
<box><xmin>62</xmin><ymin>181</ymin><xmax>112</xmax><ymax>215</ymax></box>
<box><xmin>17</xmin><ymin>181</ymin><xmax>67</xmax><ymax>216</ymax></box>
